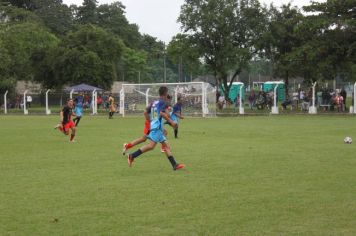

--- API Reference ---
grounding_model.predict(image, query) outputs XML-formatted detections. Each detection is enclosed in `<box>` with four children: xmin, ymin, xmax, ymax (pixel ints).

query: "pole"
<box><xmin>353</xmin><ymin>82</ymin><xmax>356</xmax><ymax>114</ymax></box>
<box><xmin>46</xmin><ymin>89</ymin><xmax>51</xmax><ymax>115</ymax></box>
<box><xmin>4</xmin><ymin>90</ymin><xmax>8</xmax><ymax>114</ymax></box>
<box><xmin>92</xmin><ymin>89</ymin><xmax>96</xmax><ymax>115</ymax></box>
<box><xmin>23</xmin><ymin>90</ymin><xmax>28</xmax><ymax>115</ymax></box>
<box><xmin>146</xmin><ymin>88</ymin><xmax>150</xmax><ymax>107</ymax></box>
<box><xmin>120</xmin><ymin>88</ymin><xmax>125</xmax><ymax>117</ymax></box>
<box><xmin>202</xmin><ymin>82</ymin><xmax>206</xmax><ymax>117</ymax></box>
<box><xmin>70</xmin><ymin>89</ymin><xmax>74</xmax><ymax>99</ymax></box>
<box><xmin>239</xmin><ymin>84</ymin><xmax>245</xmax><ymax>115</ymax></box>
<box><xmin>309</xmin><ymin>82</ymin><xmax>317</xmax><ymax>114</ymax></box>
<box><xmin>271</xmin><ymin>85</ymin><xmax>279</xmax><ymax>114</ymax></box>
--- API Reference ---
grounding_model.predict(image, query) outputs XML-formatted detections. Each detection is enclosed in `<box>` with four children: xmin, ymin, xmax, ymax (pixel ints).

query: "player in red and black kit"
<box><xmin>55</xmin><ymin>99</ymin><xmax>77</xmax><ymax>142</ymax></box>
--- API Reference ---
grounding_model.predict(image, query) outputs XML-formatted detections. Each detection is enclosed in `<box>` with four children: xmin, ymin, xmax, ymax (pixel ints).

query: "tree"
<box><xmin>32</xmin><ymin>0</ymin><xmax>74</xmax><ymax>35</ymax></box>
<box><xmin>77</xmin><ymin>0</ymin><xmax>98</xmax><ymax>24</ymax></box>
<box><xmin>302</xmin><ymin>0</ymin><xmax>356</xmax><ymax>81</ymax></box>
<box><xmin>37</xmin><ymin>25</ymin><xmax>124</xmax><ymax>89</ymax></box>
<box><xmin>259</xmin><ymin>4</ymin><xmax>304</xmax><ymax>95</ymax></box>
<box><xmin>97</xmin><ymin>2</ymin><xmax>141</xmax><ymax>49</ymax></box>
<box><xmin>0</xmin><ymin>22</ymin><xmax>59</xmax><ymax>81</ymax></box>
<box><xmin>167</xmin><ymin>34</ymin><xmax>202</xmax><ymax>81</ymax></box>
<box><xmin>179</xmin><ymin>0</ymin><xmax>268</xmax><ymax>102</ymax></box>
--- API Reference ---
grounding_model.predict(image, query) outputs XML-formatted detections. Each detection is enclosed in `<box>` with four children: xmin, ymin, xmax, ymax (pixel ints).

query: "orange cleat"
<box><xmin>173</xmin><ymin>163</ymin><xmax>185</xmax><ymax>171</ymax></box>
<box><xmin>127</xmin><ymin>154</ymin><xmax>134</xmax><ymax>167</ymax></box>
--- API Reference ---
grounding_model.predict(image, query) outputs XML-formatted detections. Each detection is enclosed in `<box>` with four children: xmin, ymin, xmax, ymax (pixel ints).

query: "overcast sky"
<box><xmin>62</xmin><ymin>0</ymin><xmax>325</xmax><ymax>43</ymax></box>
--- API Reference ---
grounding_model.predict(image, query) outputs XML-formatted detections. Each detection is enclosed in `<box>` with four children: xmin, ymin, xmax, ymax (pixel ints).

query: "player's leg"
<box><xmin>174</xmin><ymin>126</ymin><xmax>178</xmax><ymax>139</ymax></box>
<box><xmin>127</xmin><ymin>140</ymin><xmax>157</xmax><ymax>167</ymax></box>
<box><xmin>162</xmin><ymin>140</ymin><xmax>185</xmax><ymax>170</ymax></box>
<box><xmin>74</xmin><ymin>116</ymin><xmax>81</xmax><ymax>126</ymax></box>
<box><xmin>123</xmin><ymin>136</ymin><xmax>147</xmax><ymax>155</ymax></box>
<box><xmin>161</xmin><ymin>129</ymin><xmax>168</xmax><ymax>152</ymax></box>
<box><xmin>69</xmin><ymin>121</ymin><xmax>76</xmax><ymax>142</ymax></box>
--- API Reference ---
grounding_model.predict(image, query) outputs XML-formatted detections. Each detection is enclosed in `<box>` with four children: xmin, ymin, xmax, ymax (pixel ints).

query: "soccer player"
<box><xmin>170</xmin><ymin>96</ymin><xmax>184</xmax><ymax>138</ymax></box>
<box><xmin>108</xmin><ymin>94</ymin><xmax>115</xmax><ymax>119</ymax></box>
<box><xmin>73</xmin><ymin>98</ymin><xmax>83</xmax><ymax>126</ymax></box>
<box><xmin>122</xmin><ymin>95</ymin><xmax>173</xmax><ymax>155</ymax></box>
<box><xmin>55</xmin><ymin>99</ymin><xmax>77</xmax><ymax>142</ymax></box>
<box><xmin>125</xmin><ymin>87</ymin><xmax>185</xmax><ymax>171</ymax></box>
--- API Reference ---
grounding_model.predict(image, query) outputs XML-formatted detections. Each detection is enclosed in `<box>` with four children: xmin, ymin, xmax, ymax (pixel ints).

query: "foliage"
<box><xmin>179</xmin><ymin>0</ymin><xmax>268</xmax><ymax>101</ymax></box>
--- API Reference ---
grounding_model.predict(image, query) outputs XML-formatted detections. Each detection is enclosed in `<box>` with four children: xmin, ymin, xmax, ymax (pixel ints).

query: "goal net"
<box><xmin>120</xmin><ymin>82</ymin><xmax>216</xmax><ymax>117</ymax></box>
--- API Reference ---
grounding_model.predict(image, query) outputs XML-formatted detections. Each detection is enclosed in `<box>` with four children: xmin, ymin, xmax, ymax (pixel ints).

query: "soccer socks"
<box><xmin>168</xmin><ymin>156</ymin><xmax>177</xmax><ymax>168</ymax></box>
<box><xmin>131</xmin><ymin>149</ymin><xmax>143</xmax><ymax>158</ymax></box>
<box><xmin>74</xmin><ymin>117</ymin><xmax>81</xmax><ymax>126</ymax></box>
<box><xmin>126</xmin><ymin>143</ymin><xmax>134</xmax><ymax>149</ymax></box>
<box><xmin>174</xmin><ymin>128</ymin><xmax>178</xmax><ymax>138</ymax></box>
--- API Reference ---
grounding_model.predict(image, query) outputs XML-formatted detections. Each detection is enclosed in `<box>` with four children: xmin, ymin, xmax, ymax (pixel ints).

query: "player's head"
<box><xmin>177</xmin><ymin>96</ymin><xmax>183</xmax><ymax>104</ymax></box>
<box><xmin>67</xmin><ymin>99</ymin><xmax>74</xmax><ymax>108</ymax></box>
<box><xmin>166</xmin><ymin>94</ymin><xmax>172</xmax><ymax>104</ymax></box>
<box><xmin>159</xmin><ymin>86</ymin><xmax>168</xmax><ymax>98</ymax></box>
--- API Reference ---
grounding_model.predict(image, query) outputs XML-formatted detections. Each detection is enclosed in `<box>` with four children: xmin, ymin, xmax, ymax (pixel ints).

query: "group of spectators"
<box><xmin>216</xmin><ymin>87</ymin><xmax>350</xmax><ymax>112</ymax></box>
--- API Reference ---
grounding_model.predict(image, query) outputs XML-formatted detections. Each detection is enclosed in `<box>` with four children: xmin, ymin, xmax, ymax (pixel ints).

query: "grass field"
<box><xmin>1</xmin><ymin>115</ymin><xmax>356</xmax><ymax>235</ymax></box>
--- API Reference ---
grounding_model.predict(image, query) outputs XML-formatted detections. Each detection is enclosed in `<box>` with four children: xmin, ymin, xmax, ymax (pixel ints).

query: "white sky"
<box><xmin>62</xmin><ymin>0</ymin><xmax>325</xmax><ymax>43</ymax></box>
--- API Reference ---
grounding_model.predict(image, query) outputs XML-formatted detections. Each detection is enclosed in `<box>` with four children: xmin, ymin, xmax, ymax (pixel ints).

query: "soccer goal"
<box><xmin>120</xmin><ymin>82</ymin><xmax>216</xmax><ymax>117</ymax></box>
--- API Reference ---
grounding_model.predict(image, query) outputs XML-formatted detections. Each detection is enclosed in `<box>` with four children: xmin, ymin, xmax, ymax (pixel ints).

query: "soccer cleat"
<box><xmin>161</xmin><ymin>148</ymin><xmax>166</xmax><ymax>153</ymax></box>
<box><xmin>54</xmin><ymin>124</ymin><xmax>61</xmax><ymax>129</ymax></box>
<box><xmin>173</xmin><ymin>163</ymin><xmax>185</xmax><ymax>171</ymax></box>
<box><xmin>127</xmin><ymin>154</ymin><xmax>134</xmax><ymax>167</ymax></box>
<box><xmin>122</xmin><ymin>143</ymin><xmax>128</xmax><ymax>155</ymax></box>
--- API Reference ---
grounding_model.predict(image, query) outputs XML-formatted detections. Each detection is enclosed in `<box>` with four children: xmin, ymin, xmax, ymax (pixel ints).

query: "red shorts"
<box><xmin>143</xmin><ymin>120</ymin><xmax>150</xmax><ymax>135</ymax></box>
<box><xmin>63</xmin><ymin>120</ymin><xmax>75</xmax><ymax>133</ymax></box>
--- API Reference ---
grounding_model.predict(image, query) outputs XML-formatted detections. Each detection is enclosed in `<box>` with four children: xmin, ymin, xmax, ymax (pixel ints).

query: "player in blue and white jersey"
<box><xmin>126</xmin><ymin>87</ymin><xmax>185</xmax><ymax>171</ymax></box>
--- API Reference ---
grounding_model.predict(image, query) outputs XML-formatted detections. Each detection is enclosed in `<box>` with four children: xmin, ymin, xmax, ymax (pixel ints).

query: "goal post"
<box><xmin>120</xmin><ymin>82</ymin><xmax>216</xmax><ymax>117</ymax></box>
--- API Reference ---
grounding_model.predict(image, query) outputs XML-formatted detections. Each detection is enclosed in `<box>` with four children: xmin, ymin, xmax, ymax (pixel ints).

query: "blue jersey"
<box><xmin>149</xmin><ymin>99</ymin><xmax>166</xmax><ymax>131</ymax></box>
<box><xmin>74</xmin><ymin>102</ymin><xmax>83</xmax><ymax>117</ymax></box>
<box><xmin>172</xmin><ymin>103</ymin><xmax>182</xmax><ymax>114</ymax></box>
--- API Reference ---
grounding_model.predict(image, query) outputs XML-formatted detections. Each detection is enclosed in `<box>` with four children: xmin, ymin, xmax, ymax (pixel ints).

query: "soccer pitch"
<box><xmin>1</xmin><ymin>115</ymin><xmax>356</xmax><ymax>235</ymax></box>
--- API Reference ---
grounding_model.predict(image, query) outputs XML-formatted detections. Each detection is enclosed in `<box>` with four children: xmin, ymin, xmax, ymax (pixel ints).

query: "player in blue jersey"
<box><xmin>169</xmin><ymin>96</ymin><xmax>184</xmax><ymax>138</ymax></box>
<box><xmin>126</xmin><ymin>87</ymin><xmax>185</xmax><ymax>171</ymax></box>
<box><xmin>73</xmin><ymin>98</ymin><xmax>83</xmax><ymax>126</ymax></box>
<box><xmin>123</xmin><ymin>95</ymin><xmax>172</xmax><ymax>154</ymax></box>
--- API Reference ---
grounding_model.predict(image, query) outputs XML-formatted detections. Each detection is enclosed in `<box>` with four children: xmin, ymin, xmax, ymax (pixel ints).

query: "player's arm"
<box><xmin>60</xmin><ymin>110</ymin><xmax>64</xmax><ymax>123</ymax></box>
<box><xmin>160</xmin><ymin>111</ymin><xmax>177</xmax><ymax>128</ymax></box>
<box><xmin>173</xmin><ymin>111</ymin><xmax>184</xmax><ymax>119</ymax></box>
<box><xmin>144</xmin><ymin>105</ymin><xmax>151</xmax><ymax>121</ymax></box>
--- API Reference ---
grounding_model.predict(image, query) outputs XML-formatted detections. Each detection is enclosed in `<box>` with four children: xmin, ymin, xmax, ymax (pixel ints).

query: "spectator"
<box><xmin>282</xmin><ymin>96</ymin><xmax>292</xmax><ymax>110</ymax></box>
<box><xmin>340</xmin><ymin>88</ymin><xmax>347</xmax><ymax>107</ymax></box>
<box><xmin>26</xmin><ymin>95</ymin><xmax>32</xmax><ymax>108</ymax></box>
<box><xmin>217</xmin><ymin>94</ymin><xmax>226</xmax><ymax>110</ymax></box>
<box><xmin>335</xmin><ymin>93</ymin><xmax>344</xmax><ymax>112</ymax></box>
<box><xmin>248</xmin><ymin>90</ymin><xmax>255</xmax><ymax>110</ymax></box>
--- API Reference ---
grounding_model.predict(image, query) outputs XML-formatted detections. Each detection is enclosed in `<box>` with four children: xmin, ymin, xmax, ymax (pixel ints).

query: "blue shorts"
<box><xmin>170</xmin><ymin>114</ymin><xmax>179</xmax><ymax>124</ymax></box>
<box><xmin>147</xmin><ymin>129</ymin><xmax>166</xmax><ymax>143</ymax></box>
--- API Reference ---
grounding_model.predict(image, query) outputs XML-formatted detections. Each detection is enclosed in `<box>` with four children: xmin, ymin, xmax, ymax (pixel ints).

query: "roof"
<box><xmin>64</xmin><ymin>83</ymin><xmax>104</xmax><ymax>92</ymax></box>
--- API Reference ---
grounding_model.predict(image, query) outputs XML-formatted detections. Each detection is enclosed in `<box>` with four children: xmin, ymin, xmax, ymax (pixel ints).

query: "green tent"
<box><xmin>221</xmin><ymin>82</ymin><xmax>245</xmax><ymax>102</ymax></box>
<box><xmin>263</xmin><ymin>81</ymin><xmax>285</xmax><ymax>102</ymax></box>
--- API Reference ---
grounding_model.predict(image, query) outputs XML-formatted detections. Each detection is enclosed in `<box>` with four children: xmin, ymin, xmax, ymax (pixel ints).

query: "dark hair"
<box><xmin>159</xmin><ymin>86</ymin><xmax>168</xmax><ymax>96</ymax></box>
<box><xmin>167</xmin><ymin>94</ymin><xmax>172</xmax><ymax>99</ymax></box>
<box><xmin>67</xmin><ymin>98</ymin><xmax>73</xmax><ymax>102</ymax></box>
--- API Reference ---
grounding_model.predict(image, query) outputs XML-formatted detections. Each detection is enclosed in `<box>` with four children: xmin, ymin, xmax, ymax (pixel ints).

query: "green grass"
<box><xmin>1</xmin><ymin>115</ymin><xmax>356</xmax><ymax>235</ymax></box>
